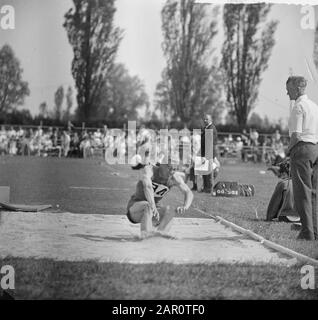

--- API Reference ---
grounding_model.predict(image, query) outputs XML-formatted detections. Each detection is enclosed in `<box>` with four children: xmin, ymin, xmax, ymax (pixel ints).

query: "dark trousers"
<box><xmin>203</xmin><ymin>174</ymin><xmax>212</xmax><ymax>191</ymax></box>
<box><xmin>290</xmin><ymin>142</ymin><xmax>318</xmax><ymax>240</ymax></box>
<box><xmin>190</xmin><ymin>165</ymin><xmax>212</xmax><ymax>190</ymax></box>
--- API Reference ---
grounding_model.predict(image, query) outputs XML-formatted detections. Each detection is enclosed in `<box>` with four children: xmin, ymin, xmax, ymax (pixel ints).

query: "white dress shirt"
<box><xmin>288</xmin><ymin>94</ymin><xmax>318</xmax><ymax>144</ymax></box>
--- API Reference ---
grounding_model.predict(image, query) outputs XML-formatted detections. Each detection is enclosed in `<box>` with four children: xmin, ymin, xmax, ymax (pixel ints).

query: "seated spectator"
<box><xmin>81</xmin><ymin>129</ymin><xmax>89</xmax><ymax>140</ymax></box>
<box><xmin>235</xmin><ymin>136</ymin><xmax>243</xmax><ymax>154</ymax></box>
<box><xmin>102</xmin><ymin>125</ymin><xmax>108</xmax><ymax>136</ymax></box>
<box><xmin>34</xmin><ymin>126</ymin><xmax>43</xmax><ymax>139</ymax></box>
<box><xmin>119</xmin><ymin>133</ymin><xmax>127</xmax><ymax>157</ymax></box>
<box><xmin>126</xmin><ymin>129</ymin><xmax>137</xmax><ymax>161</ymax></box>
<box><xmin>41</xmin><ymin>131</ymin><xmax>54</xmax><ymax>157</ymax></box>
<box><xmin>29</xmin><ymin>133</ymin><xmax>40</xmax><ymax>155</ymax></box>
<box><xmin>137</xmin><ymin>125</ymin><xmax>151</xmax><ymax>148</ymax></box>
<box><xmin>266</xmin><ymin>159</ymin><xmax>299</xmax><ymax>222</ymax></box>
<box><xmin>136</xmin><ymin>125</ymin><xmax>152</xmax><ymax>162</ymax></box>
<box><xmin>241</xmin><ymin>129</ymin><xmax>250</xmax><ymax>146</ymax></box>
<box><xmin>272</xmin><ymin>129</ymin><xmax>281</xmax><ymax>144</ymax></box>
<box><xmin>17</xmin><ymin>126</ymin><xmax>24</xmax><ymax>139</ymax></box>
<box><xmin>249</xmin><ymin>128</ymin><xmax>260</xmax><ymax>162</ymax></box>
<box><xmin>227</xmin><ymin>134</ymin><xmax>237</xmax><ymax>156</ymax></box>
<box><xmin>250</xmin><ymin>128</ymin><xmax>259</xmax><ymax>146</ymax></box>
<box><xmin>19</xmin><ymin>129</ymin><xmax>32</xmax><ymax>156</ymax></box>
<box><xmin>240</xmin><ymin>129</ymin><xmax>250</xmax><ymax>162</ymax></box>
<box><xmin>272</xmin><ymin>140</ymin><xmax>286</xmax><ymax>165</ymax></box>
<box><xmin>61</xmin><ymin>130</ymin><xmax>71</xmax><ymax>157</ymax></box>
<box><xmin>0</xmin><ymin>126</ymin><xmax>8</xmax><ymax>155</ymax></box>
<box><xmin>220</xmin><ymin>137</ymin><xmax>230</xmax><ymax>158</ymax></box>
<box><xmin>31</xmin><ymin>127</ymin><xmax>43</xmax><ymax>155</ymax></box>
<box><xmin>261</xmin><ymin>136</ymin><xmax>273</xmax><ymax>164</ymax></box>
<box><xmin>80</xmin><ymin>133</ymin><xmax>93</xmax><ymax>158</ymax></box>
<box><xmin>93</xmin><ymin>128</ymin><xmax>103</xmax><ymax>148</ymax></box>
<box><xmin>67</xmin><ymin>121</ymin><xmax>74</xmax><ymax>132</ymax></box>
<box><xmin>8</xmin><ymin>126</ymin><xmax>17</xmax><ymax>155</ymax></box>
<box><xmin>179</xmin><ymin>127</ymin><xmax>191</xmax><ymax>165</ymax></box>
<box><xmin>52</xmin><ymin>128</ymin><xmax>59</xmax><ymax>147</ymax></box>
<box><xmin>16</xmin><ymin>126</ymin><xmax>25</xmax><ymax>154</ymax></box>
<box><xmin>69</xmin><ymin>132</ymin><xmax>81</xmax><ymax>157</ymax></box>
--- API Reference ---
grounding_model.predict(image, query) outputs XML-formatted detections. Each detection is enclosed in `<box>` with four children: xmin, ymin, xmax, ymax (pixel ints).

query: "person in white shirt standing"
<box><xmin>286</xmin><ymin>76</ymin><xmax>318</xmax><ymax>240</ymax></box>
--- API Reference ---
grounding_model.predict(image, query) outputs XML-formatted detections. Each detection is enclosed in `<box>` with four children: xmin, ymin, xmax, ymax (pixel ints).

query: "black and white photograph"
<box><xmin>0</xmin><ymin>0</ymin><xmax>318</xmax><ymax>303</ymax></box>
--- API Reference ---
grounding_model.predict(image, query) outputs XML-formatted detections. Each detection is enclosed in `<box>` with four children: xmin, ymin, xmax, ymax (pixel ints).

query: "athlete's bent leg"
<box><xmin>157</xmin><ymin>205</ymin><xmax>174</xmax><ymax>233</ymax></box>
<box><xmin>128</xmin><ymin>201</ymin><xmax>155</xmax><ymax>238</ymax></box>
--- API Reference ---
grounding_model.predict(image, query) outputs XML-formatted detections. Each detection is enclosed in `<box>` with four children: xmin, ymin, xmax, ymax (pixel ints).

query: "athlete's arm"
<box><xmin>141</xmin><ymin>165</ymin><xmax>159</xmax><ymax>220</ymax></box>
<box><xmin>172</xmin><ymin>172</ymin><xmax>193</xmax><ymax>213</ymax></box>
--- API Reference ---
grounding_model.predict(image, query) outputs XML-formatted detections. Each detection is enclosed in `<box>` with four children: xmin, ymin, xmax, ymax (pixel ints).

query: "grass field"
<box><xmin>0</xmin><ymin>156</ymin><xmax>318</xmax><ymax>299</ymax></box>
<box><xmin>1</xmin><ymin>257</ymin><xmax>317</xmax><ymax>300</ymax></box>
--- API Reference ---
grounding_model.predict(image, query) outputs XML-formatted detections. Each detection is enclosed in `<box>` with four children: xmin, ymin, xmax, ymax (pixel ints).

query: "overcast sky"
<box><xmin>0</xmin><ymin>0</ymin><xmax>317</xmax><ymax>126</ymax></box>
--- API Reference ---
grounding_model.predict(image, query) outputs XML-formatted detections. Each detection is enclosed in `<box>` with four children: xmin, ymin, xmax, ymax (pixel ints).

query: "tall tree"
<box><xmin>248</xmin><ymin>112</ymin><xmax>264</xmax><ymax>128</ymax></box>
<box><xmin>314</xmin><ymin>23</ymin><xmax>318</xmax><ymax>71</ymax></box>
<box><xmin>64</xmin><ymin>86</ymin><xmax>73</xmax><ymax>121</ymax></box>
<box><xmin>222</xmin><ymin>4</ymin><xmax>278</xmax><ymax>128</ymax></box>
<box><xmin>157</xmin><ymin>0</ymin><xmax>224</xmax><ymax>123</ymax></box>
<box><xmin>98</xmin><ymin>63</ymin><xmax>149</xmax><ymax>124</ymax></box>
<box><xmin>154</xmin><ymin>70</ymin><xmax>175</xmax><ymax>125</ymax></box>
<box><xmin>64</xmin><ymin>0</ymin><xmax>123</xmax><ymax>122</ymax></box>
<box><xmin>6</xmin><ymin>109</ymin><xmax>33</xmax><ymax>125</ymax></box>
<box><xmin>54</xmin><ymin>86</ymin><xmax>64</xmax><ymax>121</ymax></box>
<box><xmin>0</xmin><ymin>44</ymin><xmax>30</xmax><ymax>115</ymax></box>
<box><xmin>39</xmin><ymin>101</ymin><xmax>48</xmax><ymax>118</ymax></box>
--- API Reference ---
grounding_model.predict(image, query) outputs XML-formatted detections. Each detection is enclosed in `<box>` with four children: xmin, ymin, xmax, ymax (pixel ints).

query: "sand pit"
<box><xmin>0</xmin><ymin>212</ymin><xmax>296</xmax><ymax>265</ymax></box>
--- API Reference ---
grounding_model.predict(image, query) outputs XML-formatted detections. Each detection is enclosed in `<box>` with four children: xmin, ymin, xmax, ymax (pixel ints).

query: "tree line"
<box><xmin>0</xmin><ymin>0</ymin><xmax>286</xmax><ymax>130</ymax></box>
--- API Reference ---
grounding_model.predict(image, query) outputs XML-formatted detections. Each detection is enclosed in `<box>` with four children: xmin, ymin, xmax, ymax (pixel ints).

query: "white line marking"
<box><xmin>69</xmin><ymin>187</ymin><xmax>129</xmax><ymax>191</ymax></box>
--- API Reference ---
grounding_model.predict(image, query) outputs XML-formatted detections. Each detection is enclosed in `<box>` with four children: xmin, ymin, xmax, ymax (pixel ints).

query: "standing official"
<box><xmin>201</xmin><ymin>114</ymin><xmax>218</xmax><ymax>193</ymax></box>
<box><xmin>286</xmin><ymin>76</ymin><xmax>318</xmax><ymax>240</ymax></box>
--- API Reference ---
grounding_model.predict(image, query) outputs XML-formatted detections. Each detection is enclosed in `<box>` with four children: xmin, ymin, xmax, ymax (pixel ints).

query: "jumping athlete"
<box><xmin>126</xmin><ymin>163</ymin><xmax>194</xmax><ymax>238</ymax></box>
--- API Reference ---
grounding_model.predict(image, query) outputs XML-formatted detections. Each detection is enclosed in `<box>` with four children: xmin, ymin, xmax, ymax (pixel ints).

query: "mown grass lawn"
<box><xmin>1</xmin><ymin>257</ymin><xmax>317</xmax><ymax>300</ymax></box>
<box><xmin>190</xmin><ymin>161</ymin><xmax>318</xmax><ymax>260</ymax></box>
<box><xmin>1</xmin><ymin>157</ymin><xmax>318</xmax><ymax>299</ymax></box>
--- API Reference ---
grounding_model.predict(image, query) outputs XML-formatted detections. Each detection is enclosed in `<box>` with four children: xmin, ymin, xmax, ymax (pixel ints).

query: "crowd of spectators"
<box><xmin>218</xmin><ymin>128</ymin><xmax>288</xmax><ymax>165</ymax></box>
<box><xmin>0</xmin><ymin>125</ymin><xmax>113</xmax><ymax>158</ymax></box>
<box><xmin>0</xmin><ymin>124</ymin><xmax>288</xmax><ymax>165</ymax></box>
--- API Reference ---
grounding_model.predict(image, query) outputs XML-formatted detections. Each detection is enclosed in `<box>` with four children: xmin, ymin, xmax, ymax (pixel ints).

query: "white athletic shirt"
<box><xmin>288</xmin><ymin>95</ymin><xmax>318</xmax><ymax>144</ymax></box>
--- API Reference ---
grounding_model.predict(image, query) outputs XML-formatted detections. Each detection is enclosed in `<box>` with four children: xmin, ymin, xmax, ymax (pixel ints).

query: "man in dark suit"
<box><xmin>201</xmin><ymin>114</ymin><xmax>218</xmax><ymax>193</ymax></box>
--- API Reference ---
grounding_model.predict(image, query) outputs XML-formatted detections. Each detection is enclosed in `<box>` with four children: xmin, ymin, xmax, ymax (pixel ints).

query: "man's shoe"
<box><xmin>296</xmin><ymin>232</ymin><xmax>315</xmax><ymax>241</ymax></box>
